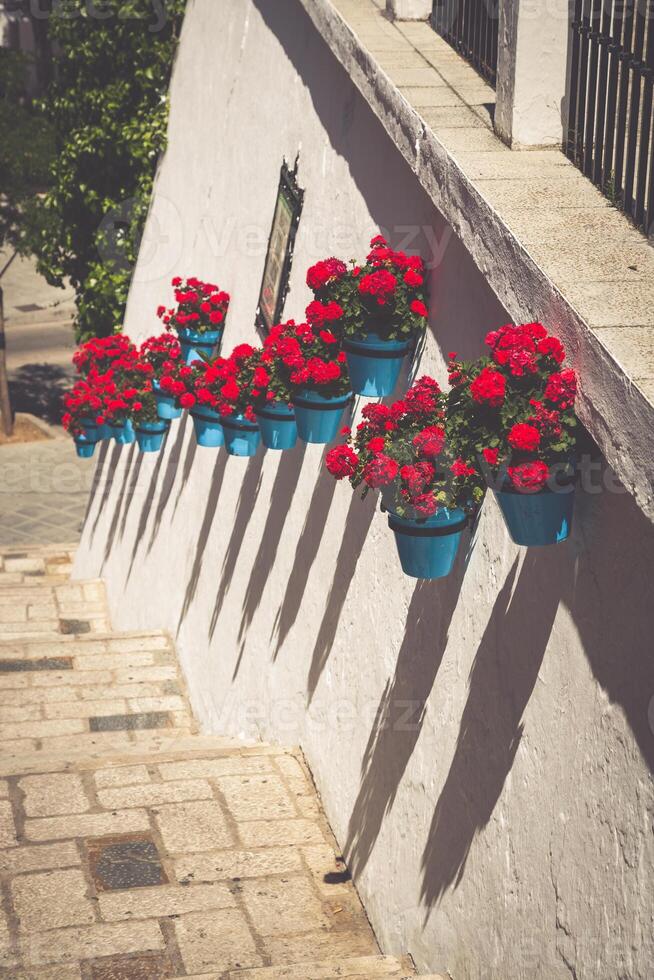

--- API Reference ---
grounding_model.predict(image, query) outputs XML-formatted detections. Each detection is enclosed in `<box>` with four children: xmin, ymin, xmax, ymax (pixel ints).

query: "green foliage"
<box><xmin>0</xmin><ymin>49</ymin><xmax>55</xmax><ymax>248</ymax></box>
<box><xmin>25</xmin><ymin>0</ymin><xmax>185</xmax><ymax>341</ymax></box>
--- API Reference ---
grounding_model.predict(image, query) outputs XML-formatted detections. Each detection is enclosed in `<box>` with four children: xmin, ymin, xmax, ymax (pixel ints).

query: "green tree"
<box><xmin>0</xmin><ymin>46</ymin><xmax>54</xmax><ymax>249</ymax></box>
<box><xmin>26</xmin><ymin>0</ymin><xmax>185</xmax><ymax>341</ymax></box>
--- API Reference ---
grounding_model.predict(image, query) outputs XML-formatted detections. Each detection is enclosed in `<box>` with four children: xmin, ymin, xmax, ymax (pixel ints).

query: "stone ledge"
<box><xmin>296</xmin><ymin>0</ymin><xmax>654</xmax><ymax>520</ymax></box>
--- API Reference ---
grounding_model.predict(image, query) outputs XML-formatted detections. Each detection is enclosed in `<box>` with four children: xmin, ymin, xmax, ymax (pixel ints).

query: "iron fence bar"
<box><xmin>567</xmin><ymin>0</ymin><xmax>584</xmax><ymax>159</ymax></box>
<box><xmin>592</xmin><ymin>0</ymin><xmax>614</xmax><ymax>185</ymax></box>
<box><xmin>431</xmin><ymin>0</ymin><xmax>498</xmax><ymax>87</ymax></box>
<box><xmin>634</xmin><ymin>4</ymin><xmax>654</xmax><ymax>223</ymax></box>
<box><xmin>614</xmin><ymin>3</ymin><xmax>635</xmax><ymax>196</ymax></box>
<box><xmin>602</xmin><ymin>0</ymin><xmax>624</xmax><ymax>191</ymax></box>
<box><xmin>583</xmin><ymin>0</ymin><xmax>604</xmax><ymax>176</ymax></box>
<box><xmin>623</xmin><ymin>1</ymin><xmax>647</xmax><ymax>213</ymax></box>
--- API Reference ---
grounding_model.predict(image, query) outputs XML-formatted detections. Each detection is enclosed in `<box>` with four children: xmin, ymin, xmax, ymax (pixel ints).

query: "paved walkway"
<box><xmin>0</xmin><ymin>439</ymin><xmax>94</xmax><ymax>547</ymax></box>
<box><xmin>0</xmin><ymin>545</ymin><xmax>440</xmax><ymax>980</ymax></box>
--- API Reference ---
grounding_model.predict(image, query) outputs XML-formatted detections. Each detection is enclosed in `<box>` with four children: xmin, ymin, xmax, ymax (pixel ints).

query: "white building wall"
<box><xmin>75</xmin><ymin>1</ymin><xmax>654</xmax><ymax>978</ymax></box>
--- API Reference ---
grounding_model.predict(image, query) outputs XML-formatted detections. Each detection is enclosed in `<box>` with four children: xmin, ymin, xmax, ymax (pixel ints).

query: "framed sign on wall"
<box><xmin>255</xmin><ymin>158</ymin><xmax>305</xmax><ymax>336</ymax></box>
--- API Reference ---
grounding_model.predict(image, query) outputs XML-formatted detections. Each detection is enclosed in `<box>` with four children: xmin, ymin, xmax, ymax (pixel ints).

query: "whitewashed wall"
<box><xmin>74</xmin><ymin>1</ymin><xmax>654</xmax><ymax>977</ymax></box>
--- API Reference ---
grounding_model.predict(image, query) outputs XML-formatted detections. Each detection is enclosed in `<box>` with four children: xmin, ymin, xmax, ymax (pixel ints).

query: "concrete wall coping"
<box><xmin>296</xmin><ymin>0</ymin><xmax>654</xmax><ymax>520</ymax></box>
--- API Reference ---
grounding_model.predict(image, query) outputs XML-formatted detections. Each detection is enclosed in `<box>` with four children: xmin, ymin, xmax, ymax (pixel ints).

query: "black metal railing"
<box><xmin>431</xmin><ymin>0</ymin><xmax>499</xmax><ymax>87</ymax></box>
<box><xmin>567</xmin><ymin>0</ymin><xmax>654</xmax><ymax>235</ymax></box>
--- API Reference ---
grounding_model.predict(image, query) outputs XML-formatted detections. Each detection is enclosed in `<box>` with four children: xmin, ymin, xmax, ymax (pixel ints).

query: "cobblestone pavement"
<box><xmin>0</xmin><ymin>546</ymin><xmax>439</xmax><ymax>980</ymax></box>
<box><xmin>0</xmin><ymin>439</ymin><xmax>94</xmax><ymax>547</ymax></box>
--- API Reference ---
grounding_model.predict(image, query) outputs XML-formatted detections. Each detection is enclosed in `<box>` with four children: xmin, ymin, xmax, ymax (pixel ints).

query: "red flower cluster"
<box><xmin>326</xmin><ymin>375</ymin><xmax>483</xmax><ymax>518</ymax></box>
<box><xmin>448</xmin><ymin>322</ymin><xmax>577</xmax><ymax>494</ymax></box>
<box><xmin>158</xmin><ymin>276</ymin><xmax>230</xmax><ymax>335</ymax></box>
<box><xmin>273</xmin><ymin>321</ymin><xmax>350</xmax><ymax>397</ymax></box>
<box><xmin>507</xmin><ymin>460</ymin><xmax>550</xmax><ymax>491</ymax></box>
<box><xmin>358</xmin><ymin>269</ymin><xmax>398</xmax><ymax>307</ymax></box>
<box><xmin>470</xmin><ymin>367</ymin><xmax>506</xmax><ymax>407</ymax></box>
<box><xmin>306</xmin><ymin>258</ymin><xmax>347</xmax><ymax>292</ymax></box>
<box><xmin>305</xmin><ymin>236</ymin><xmax>429</xmax><ymax>342</ymax></box>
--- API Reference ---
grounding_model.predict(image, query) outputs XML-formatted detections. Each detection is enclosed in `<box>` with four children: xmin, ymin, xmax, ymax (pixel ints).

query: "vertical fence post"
<box><xmin>495</xmin><ymin>0</ymin><xmax>571</xmax><ymax>147</ymax></box>
<box><xmin>0</xmin><ymin>287</ymin><xmax>14</xmax><ymax>437</ymax></box>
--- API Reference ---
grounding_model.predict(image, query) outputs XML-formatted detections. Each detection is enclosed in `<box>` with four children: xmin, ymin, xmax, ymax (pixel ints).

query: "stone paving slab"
<box><xmin>0</xmin><ymin>556</ymin><xmax>412</xmax><ymax>979</ymax></box>
<box><xmin>0</xmin><ymin>440</ymin><xmax>94</xmax><ymax>547</ymax></box>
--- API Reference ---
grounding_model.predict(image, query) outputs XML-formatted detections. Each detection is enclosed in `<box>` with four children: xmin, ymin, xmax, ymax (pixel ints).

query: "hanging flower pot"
<box><xmin>447</xmin><ymin>323</ymin><xmax>579</xmax><ymax>548</ymax></box>
<box><xmin>178</xmin><ymin>327</ymin><xmax>223</xmax><ymax>366</ymax></box>
<box><xmin>387</xmin><ymin>506</ymin><xmax>468</xmax><ymax>579</ymax></box>
<box><xmin>493</xmin><ymin>461</ymin><xmax>576</xmax><ymax>546</ymax></box>
<box><xmin>79</xmin><ymin>417</ymin><xmax>102</xmax><ymax>443</ymax></box>
<box><xmin>292</xmin><ymin>389</ymin><xmax>352</xmax><ymax>444</ymax></box>
<box><xmin>305</xmin><ymin>236</ymin><xmax>429</xmax><ymax>397</ymax></box>
<box><xmin>220</xmin><ymin>413</ymin><xmax>261</xmax><ymax>457</ymax></box>
<box><xmin>191</xmin><ymin>406</ymin><xmax>224</xmax><ymax>448</ymax></box>
<box><xmin>343</xmin><ymin>331</ymin><xmax>412</xmax><ymax>397</ymax></box>
<box><xmin>109</xmin><ymin>418</ymin><xmax>136</xmax><ymax>445</ymax></box>
<box><xmin>73</xmin><ymin>434</ymin><xmax>98</xmax><ymax>459</ymax></box>
<box><xmin>255</xmin><ymin>401</ymin><xmax>297</xmax><ymax>451</ymax></box>
<box><xmin>135</xmin><ymin>420</ymin><xmax>169</xmax><ymax>454</ymax></box>
<box><xmin>325</xmin><ymin>376</ymin><xmax>484</xmax><ymax>580</ymax></box>
<box><xmin>158</xmin><ymin>277</ymin><xmax>230</xmax><ymax>365</ymax></box>
<box><xmin>153</xmin><ymin>379</ymin><xmax>182</xmax><ymax>421</ymax></box>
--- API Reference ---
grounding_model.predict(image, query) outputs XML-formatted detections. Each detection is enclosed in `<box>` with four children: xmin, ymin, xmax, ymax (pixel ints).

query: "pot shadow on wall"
<box><xmin>175</xmin><ymin>450</ymin><xmax>229</xmax><ymax>631</ymax></box>
<box><xmin>306</xmin><ymin>486</ymin><xmax>378</xmax><ymax>703</ymax></box>
<box><xmin>270</xmin><ymin>452</ymin><xmax>339</xmax><ymax>659</ymax></box>
<box><xmin>208</xmin><ymin>452</ymin><xmax>267</xmax><ymax>641</ymax></box>
<box><xmin>560</xmin><ymin>467</ymin><xmax>654</xmax><ymax>773</ymax></box>
<box><xmin>344</xmin><ymin>544</ymin><xmax>470</xmax><ymax>879</ymax></box>
<box><xmin>419</xmin><ymin>549</ymin><xmax>564</xmax><ymax>913</ymax></box>
<box><xmin>233</xmin><ymin>442</ymin><xmax>307</xmax><ymax>677</ymax></box>
<box><xmin>419</xmin><ymin>476</ymin><xmax>654</xmax><ymax>916</ymax></box>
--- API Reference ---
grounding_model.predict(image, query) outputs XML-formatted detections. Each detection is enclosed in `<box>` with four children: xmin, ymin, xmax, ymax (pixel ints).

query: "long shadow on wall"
<box><xmin>237</xmin><ymin>442</ymin><xmax>307</xmax><ymax>647</ymax></box>
<box><xmin>560</xmin><ymin>472</ymin><xmax>654</xmax><ymax>773</ymax></box>
<box><xmin>271</xmin><ymin>458</ymin><xmax>338</xmax><ymax>658</ymax></box>
<box><xmin>420</xmin><ymin>549</ymin><xmax>565</xmax><ymax>912</ymax></box>
<box><xmin>145</xmin><ymin>414</ymin><xmax>191</xmax><ymax>555</ymax></box>
<box><xmin>176</xmin><ymin>451</ymin><xmax>229</xmax><ymax>632</ymax></box>
<box><xmin>209</xmin><ymin>452</ymin><xmax>267</xmax><ymax>640</ymax></box>
<box><xmin>306</xmin><ymin>488</ymin><xmax>378</xmax><ymax>703</ymax></box>
<box><xmin>344</xmin><ymin>558</ymin><xmax>467</xmax><ymax>879</ymax></box>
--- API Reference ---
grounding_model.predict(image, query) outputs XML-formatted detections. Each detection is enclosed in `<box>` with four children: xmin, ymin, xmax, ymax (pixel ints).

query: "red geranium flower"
<box><xmin>363</xmin><ymin>453</ymin><xmax>399</xmax><ymax>488</ymax></box>
<box><xmin>470</xmin><ymin>367</ymin><xmax>506</xmax><ymax>407</ymax></box>
<box><xmin>508</xmin><ymin>423</ymin><xmax>541</xmax><ymax>452</ymax></box>
<box><xmin>326</xmin><ymin>445</ymin><xmax>359</xmax><ymax>479</ymax></box>
<box><xmin>508</xmin><ymin>460</ymin><xmax>550</xmax><ymax>491</ymax></box>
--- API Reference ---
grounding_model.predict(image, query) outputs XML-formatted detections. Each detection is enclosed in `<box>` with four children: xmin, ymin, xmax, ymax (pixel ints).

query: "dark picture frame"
<box><xmin>255</xmin><ymin>158</ymin><xmax>305</xmax><ymax>336</ymax></box>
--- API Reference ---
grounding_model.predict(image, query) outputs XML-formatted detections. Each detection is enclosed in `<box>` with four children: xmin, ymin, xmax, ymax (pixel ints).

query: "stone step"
<box><xmin>172</xmin><ymin>955</ymin><xmax>421</xmax><ymax>979</ymax></box>
<box><xmin>0</xmin><ymin>733</ymin><xmax>269</xmax><ymax>777</ymax></box>
<box><xmin>0</xmin><ymin>576</ymin><xmax>110</xmax><ymax>639</ymax></box>
<box><xmin>0</xmin><ymin>546</ymin><xmax>76</xmax><ymax>584</ymax></box>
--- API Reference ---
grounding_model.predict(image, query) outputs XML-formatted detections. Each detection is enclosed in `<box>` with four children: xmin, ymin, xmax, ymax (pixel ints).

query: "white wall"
<box><xmin>75</xmin><ymin>1</ymin><xmax>654</xmax><ymax>977</ymax></box>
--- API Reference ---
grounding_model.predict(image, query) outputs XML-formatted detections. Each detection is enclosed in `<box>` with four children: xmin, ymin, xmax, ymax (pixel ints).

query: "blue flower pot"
<box><xmin>291</xmin><ymin>389</ymin><xmax>352</xmax><ymax>445</ymax></box>
<box><xmin>178</xmin><ymin>328</ymin><xmax>222</xmax><ymax>366</ymax></box>
<box><xmin>109</xmin><ymin>419</ymin><xmax>136</xmax><ymax>445</ymax></box>
<box><xmin>79</xmin><ymin>417</ymin><xmax>101</xmax><ymax>443</ymax></box>
<box><xmin>153</xmin><ymin>380</ymin><xmax>182</xmax><ymax>421</ymax></box>
<box><xmin>343</xmin><ymin>332</ymin><xmax>412</xmax><ymax>396</ymax></box>
<box><xmin>191</xmin><ymin>406</ymin><xmax>224</xmax><ymax>448</ymax></box>
<box><xmin>387</xmin><ymin>507</ymin><xmax>467</xmax><ymax>579</ymax></box>
<box><xmin>74</xmin><ymin>436</ymin><xmax>97</xmax><ymax>459</ymax></box>
<box><xmin>98</xmin><ymin>423</ymin><xmax>113</xmax><ymax>441</ymax></box>
<box><xmin>494</xmin><ymin>486</ymin><xmax>575</xmax><ymax>546</ymax></box>
<box><xmin>220</xmin><ymin>414</ymin><xmax>261</xmax><ymax>457</ymax></box>
<box><xmin>255</xmin><ymin>402</ymin><xmax>298</xmax><ymax>450</ymax></box>
<box><xmin>135</xmin><ymin>421</ymin><xmax>169</xmax><ymax>453</ymax></box>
